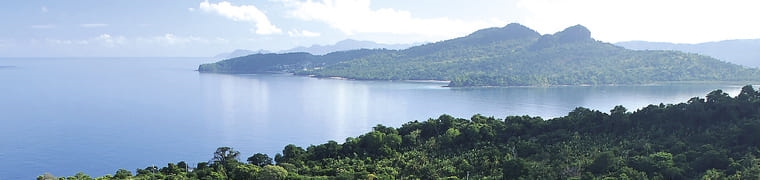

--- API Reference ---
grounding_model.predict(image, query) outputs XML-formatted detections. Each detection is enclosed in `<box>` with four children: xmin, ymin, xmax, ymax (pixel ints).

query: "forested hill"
<box><xmin>199</xmin><ymin>23</ymin><xmax>760</xmax><ymax>86</ymax></box>
<box><xmin>198</xmin><ymin>49</ymin><xmax>393</xmax><ymax>73</ymax></box>
<box><xmin>45</xmin><ymin>85</ymin><xmax>760</xmax><ymax>179</ymax></box>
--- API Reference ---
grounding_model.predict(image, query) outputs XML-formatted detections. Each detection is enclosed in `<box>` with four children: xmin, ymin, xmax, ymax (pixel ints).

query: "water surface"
<box><xmin>0</xmin><ymin>57</ymin><xmax>743</xmax><ymax>179</ymax></box>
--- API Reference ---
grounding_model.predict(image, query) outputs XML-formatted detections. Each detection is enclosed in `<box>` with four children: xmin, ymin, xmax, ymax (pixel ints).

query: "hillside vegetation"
<box><xmin>199</xmin><ymin>23</ymin><xmax>760</xmax><ymax>87</ymax></box>
<box><xmin>43</xmin><ymin>85</ymin><xmax>760</xmax><ymax>179</ymax></box>
<box><xmin>198</xmin><ymin>49</ymin><xmax>392</xmax><ymax>73</ymax></box>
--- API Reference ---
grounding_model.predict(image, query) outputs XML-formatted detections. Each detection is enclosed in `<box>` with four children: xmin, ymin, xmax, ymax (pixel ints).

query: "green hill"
<box><xmin>199</xmin><ymin>23</ymin><xmax>760</xmax><ymax>86</ymax></box>
<box><xmin>198</xmin><ymin>49</ymin><xmax>392</xmax><ymax>73</ymax></box>
<box><xmin>43</xmin><ymin>85</ymin><xmax>760</xmax><ymax>179</ymax></box>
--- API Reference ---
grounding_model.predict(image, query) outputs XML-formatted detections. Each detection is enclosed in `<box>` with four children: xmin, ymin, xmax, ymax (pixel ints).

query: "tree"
<box><xmin>503</xmin><ymin>158</ymin><xmax>527</xmax><ymax>179</ymax></box>
<box><xmin>260</xmin><ymin>165</ymin><xmax>288</xmax><ymax>180</ymax></box>
<box><xmin>737</xmin><ymin>85</ymin><xmax>759</xmax><ymax>103</ymax></box>
<box><xmin>113</xmin><ymin>169</ymin><xmax>132</xmax><ymax>179</ymax></box>
<box><xmin>213</xmin><ymin>146</ymin><xmax>241</xmax><ymax>165</ymax></box>
<box><xmin>278</xmin><ymin>144</ymin><xmax>306</xmax><ymax>165</ymax></box>
<box><xmin>706</xmin><ymin>90</ymin><xmax>732</xmax><ymax>104</ymax></box>
<box><xmin>248</xmin><ymin>153</ymin><xmax>274</xmax><ymax>167</ymax></box>
<box><xmin>37</xmin><ymin>173</ymin><xmax>57</xmax><ymax>180</ymax></box>
<box><xmin>587</xmin><ymin>151</ymin><xmax>618</xmax><ymax>174</ymax></box>
<box><xmin>68</xmin><ymin>172</ymin><xmax>93</xmax><ymax>180</ymax></box>
<box><xmin>230</xmin><ymin>163</ymin><xmax>261</xmax><ymax>179</ymax></box>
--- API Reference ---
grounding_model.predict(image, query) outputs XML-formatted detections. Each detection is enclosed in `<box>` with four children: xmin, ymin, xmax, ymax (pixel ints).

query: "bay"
<box><xmin>0</xmin><ymin>57</ymin><xmax>744</xmax><ymax>179</ymax></box>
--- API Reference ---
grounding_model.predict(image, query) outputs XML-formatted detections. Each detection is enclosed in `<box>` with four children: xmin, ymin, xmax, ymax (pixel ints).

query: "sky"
<box><xmin>1</xmin><ymin>0</ymin><xmax>758</xmax><ymax>57</ymax></box>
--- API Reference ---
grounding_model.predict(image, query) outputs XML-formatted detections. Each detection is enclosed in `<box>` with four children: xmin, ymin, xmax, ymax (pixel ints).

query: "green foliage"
<box><xmin>198</xmin><ymin>49</ymin><xmax>391</xmax><ymax>73</ymax></box>
<box><xmin>200</xmin><ymin>23</ymin><xmax>760</xmax><ymax>86</ymax></box>
<box><xmin>213</xmin><ymin>146</ymin><xmax>240</xmax><ymax>165</ymax></box>
<box><xmin>260</xmin><ymin>165</ymin><xmax>288</xmax><ymax>180</ymax></box>
<box><xmin>36</xmin><ymin>173</ymin><xmax>57</xmax><ymax>180</ymax></box>
<box><xmin>247</xmin><ymin>153</ymin><xmax>274</xmax><ymax>167</ymax></box>
<box><xmin>113</xmin><ymin>169</ymin><xmax>132</xmax><ymax>179</ymax></box>
<box><xmin>42</xmin><ymin>86</ymin><xmax>760</xmax><ymax>179</ymax></box>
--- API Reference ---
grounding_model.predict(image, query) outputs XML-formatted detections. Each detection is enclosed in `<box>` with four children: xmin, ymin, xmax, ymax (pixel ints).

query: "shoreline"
<box><xmin>200</xmin><ymin>71</ymin><xmax>759</xmax><ymax>88</ymax></box>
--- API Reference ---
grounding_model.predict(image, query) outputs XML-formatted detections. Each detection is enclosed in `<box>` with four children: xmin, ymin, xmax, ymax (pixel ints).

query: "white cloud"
<box><xmin>81</xmin><ymin>23</ymin><xmax>108</xmax><ymax>28</ymax></box>
<box><xmin>41</xmin><ymin>6</ymin><xmax>48</xmax><ymax>13</ymax></box>
<box><xmin>188</xmin><ymin>7</ymin><xmax>196</xmax><ymax>12</ymax></box>
<box><xmin>516</xmin><ymin>0</ymin><xmax>760</xmax><ymax>43</ymax></box>
<box><xmin>214</xmin><ymin>37</ymin><xmax>230</xmax><ymax>44</ymax></box>
<box><xmin>43</xmin><ymin>34</ymin><xmax>126</xmax><ymax>47</ymax></box>
<box><xmin>136</xmin><ymin>33</ymin><xmax>227</xmax><ymax>46</ymax></box>
<box><xmin>95</xmin><ymin>34</ymin><xmax>126</xmax><ymax>47</ymax></box>
<box><xmin>30</xmin><ymin>24</ymin><xmax>55</xmax><ymax>29</ymax></box>
<box><xmin>284</xmin><ymin>0</ymin><xmax>504</xmax><ymax>39</ymax></box>
<box><xmin>199</xmin><ymin>0</ymin><xmax>282</xmax><ymax>35</ymax></box>
<box><xmin>46</xmin><ymin>39</ymin><xmax>89</xmax><ymax>45</ymax></box>
<box><xmin>288</xmin><ymin>29</ymin><xmax>321</xmax><ymax>37</ymax></box>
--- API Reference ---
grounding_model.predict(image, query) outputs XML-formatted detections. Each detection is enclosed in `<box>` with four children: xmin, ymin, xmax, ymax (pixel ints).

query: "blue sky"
<box><xmin>1</xmin><ymin>0</ymin><xmax>758</xmax><ymax>57</ymax></box>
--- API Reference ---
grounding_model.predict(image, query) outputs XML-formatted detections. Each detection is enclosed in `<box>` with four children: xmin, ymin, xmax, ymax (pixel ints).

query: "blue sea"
<box><xmin>0</xmin><ymin>57</ymin><xmax>743</xmax><ymax>179</ymax></box>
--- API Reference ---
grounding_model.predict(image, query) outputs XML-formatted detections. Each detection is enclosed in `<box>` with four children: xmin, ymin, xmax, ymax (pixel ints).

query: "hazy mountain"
<box><xmin>616</xmin><ymin>39</ymin><xmax>760</xmax><ymax>68</ymax></box>
<box><xmin>280</xmin><ymin>39</ymin><xmax>417</xmax><ymax>55</ymax></box>
<box><xmin>201</xmin><ymin>23</ymin><xmax>760</xmax><ymax>87</ymax></box>
<box><xmin>199</xmin><ymin>49</ymin><xmax>393</xmax><ymax>73</ymax></box>
<box><xmin>213</xmin><ymin>49</ymin><xmax>271</xmax><ymax>59</ymax></box>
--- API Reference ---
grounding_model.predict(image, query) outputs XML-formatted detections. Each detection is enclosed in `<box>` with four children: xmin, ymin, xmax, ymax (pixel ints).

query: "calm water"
<box><xmin>0</xmin><ymin>57</ymin><xmax>744</xmax><ymax>179</ymax></box>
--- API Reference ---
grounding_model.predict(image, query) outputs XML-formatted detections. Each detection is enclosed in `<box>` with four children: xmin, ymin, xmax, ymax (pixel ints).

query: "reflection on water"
<box><xmin>0</xmin><ymin>57</ymin><xmax>747</xmax><ymax>179</ymax></box>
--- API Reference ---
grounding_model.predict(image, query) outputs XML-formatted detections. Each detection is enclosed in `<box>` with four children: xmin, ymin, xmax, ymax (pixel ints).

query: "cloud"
<box><xmin>30</xmin><ymin>24</ymin><xmax>55</xmax><ymax>29</ymax></box>
<box><xmin>41</xmin><ymin>6</ymin><xmax>48</xmax><ymax>13</ymax></box>
<box><xmin>188</xmin><ymin>7</ymin><xmax>196</xmax><ymax>12</ymax></box>
<box><xmin>516</xmin><ymin>0</ymin><xmax>760</xmax><ymax>43</ymax></box>
<box><xmin>95</xmin><ymin>34</ymin><xmax>126</xmax><ymax>47</ymax></box>
<box><xmin>288</xmin><ymin>29</ymin><xmax>321</xmax><ymax>37</ymax></box>
<box><xmin>199</xmin><ymin>0</ymin><xmax>282</xmax><ymax>35</ymax></box>
<box><xmin>81</xmin><ymin>23</ymin><xmax>108</xmax><ymax>28</ymax></box>
<box><xmin>46</xmin><ymin>39</ymin><xmax>89</xmax><ymax>45</ymax></box>
<box><xmin>284</xmin><ymin>0</ymin><xmax>504</xmax><ymax>38</ymax></box>
<box><xmin>44</xmin><ymin>34</ymin><xmax>126</xmax><ymax>47</ymax></box>
<box><xmin>40</xmin><ymin>33</ymin><xmax>225</xmax><ymax>48</ymax></box>
<box><xmin>136</xmin><ymin>33</ymin><xmax>227</xmax><ymax>46</ymax></box>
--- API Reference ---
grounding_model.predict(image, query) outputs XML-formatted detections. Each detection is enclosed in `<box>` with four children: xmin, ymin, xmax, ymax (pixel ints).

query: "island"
<box><xmin>199</xmin><ymin>23</ymin><xmax>760</xmax><ymax>87</ymax></box>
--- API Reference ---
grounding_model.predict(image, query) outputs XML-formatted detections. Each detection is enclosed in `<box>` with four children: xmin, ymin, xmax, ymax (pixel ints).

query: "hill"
<box><xmin>199</xmin><ymin>23</ymin><xmax>760</xmax><ymax>87</ymax></box>
<box><xmin>616</xmin><ymin>39</ymin><xmax>760</xmax><ymax>68</ymax></box>
<box><xmin>212</xmin><ymin>39</ymin><xmax>416</xmax><ymax>60</ymax></box>
<box><xmin>198</xmin><ymin>49</ymin><xmax>393</xmax><ymax>73</ymax></box>
<box><xmin>281</xmin><ymin>39</ymin><xmax>417</xmax><ymax>55</ymax></box>
<box><xmin>213</xmin><ymin>49</ymin><xmax>271</xmax><ymax>60</ymax></box>
<box><xmin>43</xmin><ymin>85</ymin><xmax>760</xmax><ymax>179</ymax></box>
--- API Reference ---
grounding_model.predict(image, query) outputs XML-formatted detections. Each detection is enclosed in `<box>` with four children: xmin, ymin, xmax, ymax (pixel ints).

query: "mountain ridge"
<box><xmin>616</xmin><ymin>39</ymin><xmax>760</xmax><ymax>68</ymax></box>
<box><xmin>281</xmin><ymin>39</ymin><xmax>417</xmax><ymax>55</ymax></box>
<box><xmin>200</xmin><ymin>23</ymin><xmax>760</xmax><ymax>87</ymax></box>
<box><xmin>213</xmin><ymin>39</ymin><xmax>418</xmax><ymax>59</ymax></box>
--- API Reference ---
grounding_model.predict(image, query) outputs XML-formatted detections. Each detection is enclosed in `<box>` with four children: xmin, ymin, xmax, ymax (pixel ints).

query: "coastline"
<box><xmin>199</xmin><ymin>70</ymin><xmax>759</xmax><ymax>88</ymax></box>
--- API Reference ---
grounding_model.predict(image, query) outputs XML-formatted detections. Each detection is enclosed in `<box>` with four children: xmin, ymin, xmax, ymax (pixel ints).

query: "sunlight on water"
<box><xmin>0</xmin><ymin>57</ymin><xmax>746</xmax><ymax>179</ymax></box>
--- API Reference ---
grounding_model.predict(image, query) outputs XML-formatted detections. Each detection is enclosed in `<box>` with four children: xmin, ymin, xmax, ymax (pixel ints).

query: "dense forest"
<box><xmin>198</xmin><ymin>24</ymin><xmax>760</xmax><ymax>87</ymax></box>
<box><xmin>42</xmin><ymin>85</ymin><xmax>760</xmax><ymax>179</ymax></box>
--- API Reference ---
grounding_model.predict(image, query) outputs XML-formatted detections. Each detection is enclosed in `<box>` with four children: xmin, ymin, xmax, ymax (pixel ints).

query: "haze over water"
<box><xmin>0</xmin><ymin>57</ymin><xmax>743</xmax><ymax>179</ymax></box>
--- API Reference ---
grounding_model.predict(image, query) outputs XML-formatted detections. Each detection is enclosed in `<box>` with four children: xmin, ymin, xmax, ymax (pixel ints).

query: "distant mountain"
<box><xmin>213</xmin><ymin>49</ymin><xmax>271</xmax><ymax>59</ymax></box>
<box><xmin>199</xmin><ymin>49</ymin><xmax>393</xmax><ymax>73</ymax></box>
<box><xmin>616</xmin><ymin>39</ymin><xmax>760</xmax><ymax>68</ymax></box>
<box><xmin>200</xmin><ymin>23</ymin><xmax>760</xmax><ymax>87</ymax></box>
<box><xmin>280</xmin><ymin>39</ymin><xmax>417</xmax><ymax>55</ymax></box>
